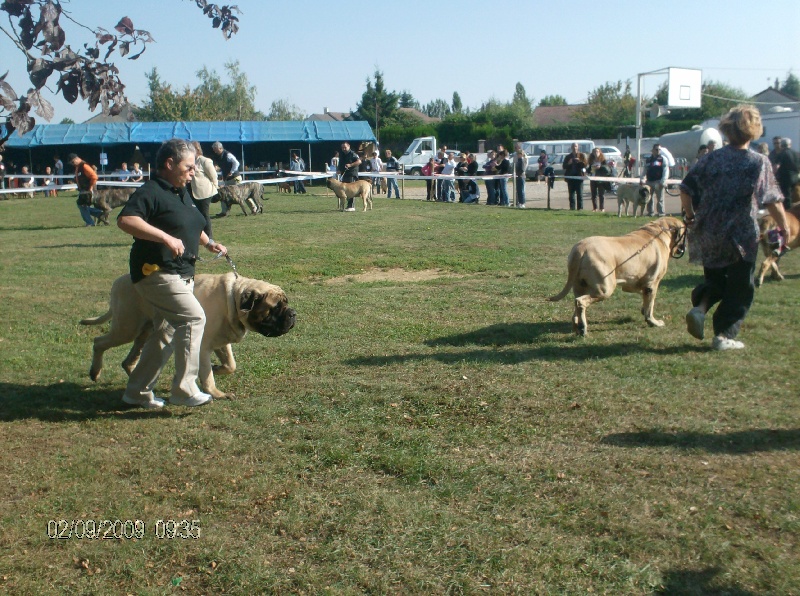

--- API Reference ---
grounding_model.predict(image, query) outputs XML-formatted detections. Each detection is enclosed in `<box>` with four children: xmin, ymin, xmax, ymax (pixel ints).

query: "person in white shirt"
<box><xmin>439</xmin><ymin>154</ymin><xmax>457</xmax><ymax>202</ymax></box>
<box><xmin>369</xmin><ymin>151</ymin><xmax>384</xmax><ymax>193</ymax></box>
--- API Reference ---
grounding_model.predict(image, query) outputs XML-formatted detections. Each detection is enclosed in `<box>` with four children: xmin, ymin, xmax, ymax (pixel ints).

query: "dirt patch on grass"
<box><xmin>325</xmin><ymin>268</ymin><xmax>461</xmax><ymax>285</ymax></box>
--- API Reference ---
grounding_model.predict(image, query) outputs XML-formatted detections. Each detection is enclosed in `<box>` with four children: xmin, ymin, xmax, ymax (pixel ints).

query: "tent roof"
<box><xmin>3</xmin><ymin>120</ymin><xmax>376</xmax><ymax>148</ymax></box>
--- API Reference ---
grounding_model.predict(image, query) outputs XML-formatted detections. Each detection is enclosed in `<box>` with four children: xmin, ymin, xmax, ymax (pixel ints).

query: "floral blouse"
<box><xmin>680</xmin><ymin>146</ymin><xmax>782</xmax><ymax>268</ymax></box>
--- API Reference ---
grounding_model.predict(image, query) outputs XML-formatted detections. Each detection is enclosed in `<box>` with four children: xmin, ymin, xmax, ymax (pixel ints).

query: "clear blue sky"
<box><xmin>2</xmin><ymin>0</ymin><xmax>799</xmax><ymax>124</ymax></box>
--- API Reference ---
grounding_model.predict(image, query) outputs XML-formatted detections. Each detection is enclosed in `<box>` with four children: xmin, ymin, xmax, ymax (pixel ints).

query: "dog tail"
<box><xmin>548</xmin><ymin>248</ymin><xmax>578</xmax><ymax>302</ymax></box>
<box><xmin>80</xmin><ymin>310</ymin><xmax>112</xmax><ymax>326</ymax></box>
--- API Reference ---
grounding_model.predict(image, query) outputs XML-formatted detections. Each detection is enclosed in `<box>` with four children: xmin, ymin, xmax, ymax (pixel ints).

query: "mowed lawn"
<box><xmin>0</xmin><ymin>186</ymin><xmax>798</xmax><ymax>595</ymax></box>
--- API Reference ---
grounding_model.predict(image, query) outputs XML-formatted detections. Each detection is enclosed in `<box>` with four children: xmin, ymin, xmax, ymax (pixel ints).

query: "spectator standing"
<box><xmin>439</xmin><ymin>153</ymin><xmax>457</xmax><ymax>202</ymax></box>
<box><xmin>514</xmin><ymin>148</ymin><xmax>528</xmax><ymax>208</ymax></box>
<box><xmin>483</xmin><ymin>150</ymin><xmax>498</xmax><ymax>205</ymax></box>
<box><xmin>695</xmin><ymin>144</ymin><xmax>709</xmax><ymax>164</ymax></box>
<box><xmin>336</xmin><ymin>141</ymin><xmax>362</xmax><ymax>211</ymax></box>
<box><xmin>768</xmin><ymin>135</ymin><xmax>783</xmax><ymax>168</ymax></box>
<box><xmin>563</xmin><ymin>143</ymin><xmax>587</xmax><ymax>210</ymax></box>
<box><xmin>53</xmin><ymin>154</ymin><xmax>63</xmax><ymax>190</ymax></box>
<box><xmin>384</xmin><ymin>149</ymin><xmax>400</xmax><ymax>198</ymax></box>
<box><xmin>495</xmin><ymin>150</ymin><xmax>511</xmax><ymax>206</ymax></box>
<box><xmin>330</xmin><ymin>151</ymin><xmax>340</xmax><ymax>177</ymax></box>
<box><xmin>369</xmin><ymin>151</ymin><xmax>384</xmax><ymax>194</ymax></box>
<box><xmin>211</xmin><ymin>141</ymin><xmax>241</xmax><ymax>217</ymax></box>
<box><xmin>774</xmin><ymin>138</ymin><xmax>800</xmax><ymax>208</ymax></box>
<box><xmin>537</xmin><ymin>150</ymin><xmax>548</xmax><ymax>182</ymax></box>
<box><xmin>587</xmin><ymin>147</ymin><xmax>607</xmax><ymax>212</ymax></box>
<box><xmin>680</xmin><ymin>105</ymin><xmax>789</xmax><ymax>351</ymax></box>
<box><xmin>0</xmin><ymin>155</ymin><xmax>6</xmax><ymax>190</ymax></box>
<box><xmin>644</xmin><ymin>143</ymin><xmax>669</xmax><ymax>216</ymax></box>
<box><xmin>455</xmin><ymin>153</ymin><xmax>469</xmax><ymax>201</ymax></box>
<box><xmin>117</xmin><ymin>138</ymin><xmax>227</xmax><ymax>408</ymax></box>
<box><xmin>289</xmin><ymin>153</ymin><xmax>307</xmax><ymax>194</ymax></box>
<box><xmin>68</xmin><ymin>152</ymin><xmax>104</xmax><ymax>226</ymax></box>
<box><xmin>189</xmin><ymin>141</ymin><xmax>218</xmax><ymax>240</ymax></box>
<box><xmin>421</xmin><ymin>158</ymin><xmax>435</xmax><ymax>201</ymax></box>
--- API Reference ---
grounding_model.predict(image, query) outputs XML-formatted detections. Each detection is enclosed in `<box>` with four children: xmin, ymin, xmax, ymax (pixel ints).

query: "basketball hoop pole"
<box><xmin>635</xmin><ymin>68</ymin><xmax>669</xmax><ymax>178</ymax></box>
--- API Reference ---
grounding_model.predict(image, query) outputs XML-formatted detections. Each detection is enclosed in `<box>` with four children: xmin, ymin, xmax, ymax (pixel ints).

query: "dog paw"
<box><xmin>89</xmin><ymin>368</ymin><xmax>101</xmax><ymax>382</ymax></box>
<box><xmin>646</xmin><ymin>318</ymin><xmax>665</xmax><ymax>327</ymax></box>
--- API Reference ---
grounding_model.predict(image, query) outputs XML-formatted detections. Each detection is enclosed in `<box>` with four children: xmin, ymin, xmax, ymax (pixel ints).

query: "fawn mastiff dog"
<box><xmin>216</xmin><ymin>181</ymin><xmax>265</xmax><ymax>215</ymax></box>
<box><xmin>616</xmin><ymin>183</ymin><xmax>651</xmax><ymax>217</ymax></box>
<box><xmin>326</xmin><ymin>177</ymin><xmax>373</xmax><ymax>211</ymax></box>
<box><xmin>549</xmin><ymin>216</ymin><xmax>686</xmax><ymax>335</ymax></box>
<box><xmin>756</xmin><ymin>205</ymin><xmax>800</xmax><ymax>286</ymax></box>
<box><xmin>80</xmin><ymin>272</ymin><xmax>296</xmax><ymax>398</ymax></box>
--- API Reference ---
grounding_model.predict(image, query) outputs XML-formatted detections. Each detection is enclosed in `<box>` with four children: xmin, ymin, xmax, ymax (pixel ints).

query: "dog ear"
<box><xmin>240</xmin><ymin>291</ymin><xmax>258</xmax><ymax>312</ymax></box>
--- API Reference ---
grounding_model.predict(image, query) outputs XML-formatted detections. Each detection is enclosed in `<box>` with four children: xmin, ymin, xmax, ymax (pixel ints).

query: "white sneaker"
<box><xmin>169</xmin><ymin>392</ymin><xmax>213</xmax><ymax>407</ymax></box>
<box><xmin>685</xmin><ymin>307</ymin><xmax>705</xmax><ymax>340</ymax></box>
<box><xmin>344</xmin><ymin>207</ymin><xmax>356</xmax><ymax>212</ymax></box>
<box><xmin>712</xmin><ymin>336</ymin><xmax>745</xmax><ymax>351</ymax></box>
<box><xmin>517</xmin><ymin>204</ymin><xmax>526</xmax><ymax>208</ymax></box>
<box><xmin>122</xmin><ymin>394</ymin><xmax>166</xmax><ymax>409</ymax></box>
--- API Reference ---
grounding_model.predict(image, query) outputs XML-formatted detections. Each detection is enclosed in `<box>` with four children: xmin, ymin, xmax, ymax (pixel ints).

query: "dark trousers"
<box><xmin>691</xmin><ymin>258</ymin><xmax>755</xmax><ymax>339</ymax></box>
<box><xmin>496</xmin><ymin>178</ymin><xmax>509</xmax><ymax>206</ymax></box>
<box><xmin>425</xmin><ymin>180</ymin><xmax>434</xmax><ymax>201</ymax></box>
<box><xmin>567</xmin><ymin>179</ymin><xmax>584</xmax><ymax>210</ymax></box>
<box><xmin>193</xmin><ymin>197</ymin><xmax>213</xmax><ymax>237</ymax></box>
<box><xmin>485</xmin><ymin>180</ymin><xmax>497</xmax><ymax>205</ymax></box>
<box><xmin>590</xmin><ymin>181</ymin><xmax>605</xmax><ymax>210</ymax></box>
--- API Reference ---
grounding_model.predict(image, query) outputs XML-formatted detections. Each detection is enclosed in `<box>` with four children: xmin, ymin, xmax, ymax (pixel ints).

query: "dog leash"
<box><xmin>183</xmin><ymin>251</ymin><xmax>240</xmax><ymax>279</ymax></box>
<box><xmin>600</xmin><ymin>224</ymin><xmax>684</xmax><ymax>280</ymax></box>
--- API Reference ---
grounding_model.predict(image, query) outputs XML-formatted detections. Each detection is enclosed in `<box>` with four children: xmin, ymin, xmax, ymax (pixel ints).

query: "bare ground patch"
<box><xmin>324</xmin><ymin>268</ymin><xmax>463</xmax><ymax>285</ymax></box>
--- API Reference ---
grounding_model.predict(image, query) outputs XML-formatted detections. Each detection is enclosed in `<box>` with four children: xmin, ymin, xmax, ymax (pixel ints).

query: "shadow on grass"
<box><xmin>655</xmin><ymin>567</ymin><xmax>755</xmax><ymax>595</ymax></box>
<box><xmin>425</xmin><ymin>321</ymin><xmax>572</xmax><ymax>347</ymax></box>
<box><xmin>659</xmin><ymin>273</ymin><xmax>702</xmax><ymax>291</ymax></box>
<box><xmin>348</xmin><ymin>340</ymin><xmax>706</xmax><ymax>366</ymax></box>
<box><xmin>601</xmin><ymin>428</ymin><xmax>800</xmax><ymax>454</ymax></box>
<box><xmin>38</xmin><ymin>242</ymin><xmax>131</xmax><ymax>249</ymax></box>
<box><xmin>0</xmin><ymin>382</ymin><xmax>190</xmax><ymax>422</ymax></box>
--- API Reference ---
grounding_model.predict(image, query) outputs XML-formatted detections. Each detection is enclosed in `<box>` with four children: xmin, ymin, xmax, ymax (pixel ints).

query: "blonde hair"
<box><xmin>718</xmin><ymin>105</ymin><xmax>763</xmax><ymax>146</ymax></box>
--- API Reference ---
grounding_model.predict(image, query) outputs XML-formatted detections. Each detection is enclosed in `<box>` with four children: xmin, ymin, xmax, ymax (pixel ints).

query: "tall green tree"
<box><xmin>780</xmin><ymin>72</ymin><xmax>800</xmax><ymax>99</ymax></box>
<box><xmin>266</xmin><ymin>99</ymin><xmax>305</xmax><ymax>121</ymax></box>
<box><xmin>353</xmin><ymin>70</ymin><xmax>398</xmax><ymax>132</ymax></box>
<box><xmin>398</xmin><ymin>91</ymin><xmax>419</xmax><ymax>109</ymax></box>
<box><xmin>423</xmin><ymin>99</ymin><xmax>451</xmax><ymax>119</ymax></box>
<box><xmin>134</xmin><ymin>61</ymin><xmax>265</xmax><ymax>121</ymax></box>
<box><xmin>512</xmin><ymin>82</ymin><xmax>533</xmax><ymax>115</ymax></box>
<box><xmin>575</xmin><ymin>80</ymin><xmax>636</xmax><ymax>128</ymax></box>
<box><xmin>452</xmin><ymin>92</ymin><xmax>463</xmax><ymax>114</ymax></box>
<box><xmin>538</xmin><ymin>95</ymin><xmax>568</xmax><ymax>107</ymax></box>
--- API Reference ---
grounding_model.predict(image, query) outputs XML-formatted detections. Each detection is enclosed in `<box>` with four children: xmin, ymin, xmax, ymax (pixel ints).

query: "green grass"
<box><xmin>1</xmin><ymin>186</ymin><xmax>798</xmax><ymax>595</ymax></box>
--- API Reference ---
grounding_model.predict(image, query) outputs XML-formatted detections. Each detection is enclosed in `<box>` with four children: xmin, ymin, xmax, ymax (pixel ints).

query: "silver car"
<box><xmin>526</xmin><ymin>153</ymin><xmax>565</xmax><ymax>180</ymax></box>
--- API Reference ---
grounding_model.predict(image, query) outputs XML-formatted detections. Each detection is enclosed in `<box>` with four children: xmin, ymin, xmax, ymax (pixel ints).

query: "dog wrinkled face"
<box><xmin>240</xmin><ymin>290</ymin><xmax>296</xmax><ymax>337</ymax></box>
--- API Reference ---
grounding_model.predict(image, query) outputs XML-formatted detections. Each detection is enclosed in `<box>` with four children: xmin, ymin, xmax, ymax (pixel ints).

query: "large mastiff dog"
<box><xmin>93</xmin><ymin>187</ymin><xmax>136</xmax><ymax>225</ymax></box>
<box><xmin>216</xmin><ymin>181</ymin><xmax>265</xmax><ymax>215</ymax></box>
<box><xmin>616</xmin><ymin>183</ymin><xmax>651</xmax><ymax>217</ymax></box>
<box><xmin>756</xmin><ymin>205</ymin><xmax>800</xmax><ymax>286</ymax></box>
<box><xmin>549</xmin><ymin>216</ymin><xmax>686</xmax><ymax>335</ymax></box>
<box><xmin>80</xmin><ymin>272</ymin><xmax>296</xmax><ymax>398</ymax></box>
<box><xmin>326</xmin><ymin>177</ymin><xmax>373</xmax><ymax>211</ymax></box>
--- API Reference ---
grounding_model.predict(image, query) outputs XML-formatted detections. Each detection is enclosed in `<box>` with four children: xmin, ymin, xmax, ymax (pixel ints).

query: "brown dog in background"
<box><xmin>93</xmin><ymin>187</ymin><xmax>136</xmax><ymax>225</ymax></box>
<box><xmin>326</xmin><ymin>177</ymin><xmax>373</xmax><ymax>211</ymax></box>
<box><xmin>756</xmin><ymin>205</ymin><xmax>800</xmax><ymax>286</ymax></box>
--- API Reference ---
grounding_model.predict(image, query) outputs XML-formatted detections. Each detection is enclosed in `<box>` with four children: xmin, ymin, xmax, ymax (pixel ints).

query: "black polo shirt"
<box><xmin>338</xmin><ymin>149</ymin><xmax>361</xmax><ymax>183</ymax></box>
<box><xmin>119</xmin><ymin>177</ymin><xmax>207</xmax><ymax>283</ymax></box>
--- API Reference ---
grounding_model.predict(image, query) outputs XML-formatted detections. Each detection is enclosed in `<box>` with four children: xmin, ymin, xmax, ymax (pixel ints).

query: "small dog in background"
<box><xmin>277</xmin><ymin>182</ymin><xmax>292</xmax><ymax>193</ymax></box>
<box><xmin>616</xmin><ymin>184</ymin><xmax>651</xmax><ymax>217</ymax></box>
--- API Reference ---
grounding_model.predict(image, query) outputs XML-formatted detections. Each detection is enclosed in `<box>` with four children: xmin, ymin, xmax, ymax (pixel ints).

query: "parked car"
<box><xmin>595</xmin><ymin>146</ymin><xmax>623</xmax><ymax>165</ymax></box>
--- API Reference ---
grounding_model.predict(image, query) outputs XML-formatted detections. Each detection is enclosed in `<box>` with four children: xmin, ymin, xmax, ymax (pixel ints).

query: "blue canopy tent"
<box><xmin>2</xmin><ymin>120</ymin><xmax>376</xmax><ymax>173</ymax></box>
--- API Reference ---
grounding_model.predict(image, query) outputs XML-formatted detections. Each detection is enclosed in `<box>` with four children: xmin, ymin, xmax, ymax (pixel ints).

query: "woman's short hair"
<box><xmin>718</xmin><ymin>105</ymin><xmax>763</xmax><ymax>146</ymax></box>
<box><xmin>192</xmin><ymin>141</ymin><xmax>203</xmax><ymax>156</ymax></box>
<box><xmin>156</xmin><ymin>138</ymin><xmax>195</xmax><ymax>170</ymax></box>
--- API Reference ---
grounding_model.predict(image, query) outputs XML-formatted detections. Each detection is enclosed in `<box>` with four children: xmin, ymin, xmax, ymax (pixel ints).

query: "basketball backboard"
<box><xmin>667</xmin><ymin>68</ymin><xmax>702</xmax><ymax>109</ymax></box>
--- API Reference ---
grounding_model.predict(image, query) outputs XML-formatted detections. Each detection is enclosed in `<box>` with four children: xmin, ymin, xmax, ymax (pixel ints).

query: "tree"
<box><xmin>398</xmin><ymin>91</ymin><xmax>419</xmax><ymax>110</ymax></box>
<box><xmin>538</xmin><ymin>95</ymin><xmax>568</xmax><ymax>107</ymax></box>
<box><xmin>266</xmin><ymin>99</ymin><xmax>305</xmax><ymax>121</ymax></box>
<box><xmin>0</xmin><ymin>0</ymin><xmax>240</xmax><ymax>146</ymax></box>
<box><xmin>511</xmin><ymin>82</ymin><xmax>533</xmax><ymax>115</ymax></box>
<box><xmin>780</xmin><ymin>72</ymin><xmax>800</xmax><ymax>99</ymax></box>
<box><xmin>353</xmin><ymin>70</ymin><xmax>398</xmax><ymax>133</ymax></box>
<box><xmin>575</xmin><ymin>80</ymin><xmax>636</xmax><ymax>128</ymax></box>
<box><xmin>134</xmin><ymin>61</ymin><xmax>265</xmax><ymax>122</ymax></box>
<box><xmin>452</xmin><ymin>92</ymin><xmax>463</xmax><ymax>114</ymax></box>
<box><xmin>423</xmin><ymin>99</ymin><xmax>451</xmax><ymax>119</ymax></box>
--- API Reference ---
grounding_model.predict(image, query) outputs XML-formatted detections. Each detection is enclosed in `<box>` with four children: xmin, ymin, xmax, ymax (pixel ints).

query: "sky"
<box><xmin>2</xmin><ymin>0</ymin><xmax>799</xmax><ymax>125</ymax></box>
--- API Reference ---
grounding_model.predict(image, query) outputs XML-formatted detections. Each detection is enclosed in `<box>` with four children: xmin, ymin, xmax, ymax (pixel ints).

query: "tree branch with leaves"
<box><xmin>0</xmin><ymin>0</ymin><xmax>240</xmax><ymax>148</ymax></box>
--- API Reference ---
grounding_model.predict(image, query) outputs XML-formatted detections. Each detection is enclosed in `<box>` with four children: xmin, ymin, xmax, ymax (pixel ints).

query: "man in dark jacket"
<box><xmin>775</xmin><ymin>138</ymin><xmax>800</xmax><ymax>208</ymax></box>
<box><xmin>562</xmin><ymin>143</ymin><xmax>587</xmax><ymax>210</ymax></box>
<box><xmin>337</xmin><ymin>142</ymin><xmax>362</xmax><ymax>211</ymax></box>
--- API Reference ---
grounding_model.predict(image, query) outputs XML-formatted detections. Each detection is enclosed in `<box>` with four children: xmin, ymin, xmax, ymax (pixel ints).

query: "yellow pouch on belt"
<box><xmin>142</xmin><ymin>263</ymin><xmax>160</xmax><ymax>276</ymax></box>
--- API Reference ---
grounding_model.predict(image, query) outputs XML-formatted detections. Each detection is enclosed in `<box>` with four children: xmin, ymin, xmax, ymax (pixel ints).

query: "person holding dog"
<box><xmin>337</xmin><ymin>142</ymin><xmax>361</xmax><ymax>211</ymax></box>
<box><xmin>117</xmin><ymin>138</ymin><xmax>227</xmax><ymax>408</ymax></box>
<box><xmin>211</xmin><ymin>141</ymin><xmax>241</xmax><ymax>217</ymax></box>
<box><xmin>680</xmin><ymin>105</ymin><xmax>790</xmax><ymax>351</ymax></box>
<box><xmin>68</xmin><ymin>152</ymin><xmax>104</xmax><ymax>226</ymax></box>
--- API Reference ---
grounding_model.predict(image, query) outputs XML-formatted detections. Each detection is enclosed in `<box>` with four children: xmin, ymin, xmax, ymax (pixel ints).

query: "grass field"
<box><xmin>0</xmin><ymin>185</ymin><xmax>798</xmax><ymax>595</ymax></box>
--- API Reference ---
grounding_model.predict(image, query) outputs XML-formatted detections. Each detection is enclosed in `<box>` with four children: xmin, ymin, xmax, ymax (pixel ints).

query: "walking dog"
<box><xmin>93</xmin><ymin>187</ymin><xmax>136</xmax><ymax>225</ymax></box>
<box><xmin>616</xmin><ymin>183</ymin><xmax>651</xmax><ymax>217</ymax></box>
<box><xmin>756</xmin><ymin>205</ymin><xmax>800</xmax><ymax>286</ymax></box>
<box><xmin>216</xmin><ymin>181</ymin><xmax>265</xmax><ymax>215</ymax></box>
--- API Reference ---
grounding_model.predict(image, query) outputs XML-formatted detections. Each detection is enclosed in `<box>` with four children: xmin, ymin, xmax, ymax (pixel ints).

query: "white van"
<box><xmin>521</xmin><ymin>139</ymin><xmax>595</xmax><ymax>157</ymax></box>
